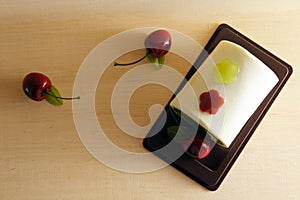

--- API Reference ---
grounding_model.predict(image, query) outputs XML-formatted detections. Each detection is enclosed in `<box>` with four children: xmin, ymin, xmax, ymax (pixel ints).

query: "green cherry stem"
<box><xmin>114</xmin><ymin>50</ymin><xmax>151</xmax><ymax>66</ymax></box>
<box><xmin>43</xmin><ymin>90</ymin><xmax>80</xmax><ymax>100</ymax></box>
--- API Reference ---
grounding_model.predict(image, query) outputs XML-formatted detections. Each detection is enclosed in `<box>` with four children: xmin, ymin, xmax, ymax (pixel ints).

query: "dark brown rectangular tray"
<box><xmin>143</xmin><ymin>24</ymin><xmax>293</xmax><ymax>191</ymax></box>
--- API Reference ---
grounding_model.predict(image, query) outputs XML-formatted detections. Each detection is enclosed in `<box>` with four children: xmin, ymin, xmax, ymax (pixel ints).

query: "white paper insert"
<box><xmin>170</xmin><ymin>41</ymin><xmax>279</xmax><ymax>147</ymax></box>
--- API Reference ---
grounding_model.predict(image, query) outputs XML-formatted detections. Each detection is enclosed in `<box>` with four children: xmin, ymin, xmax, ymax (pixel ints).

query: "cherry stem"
<box><xmin>114</xmin><ymin>50</ymin><xmax>151</xmax><ymax>66</ymax></box>
<box><xmin>43</xmin><ymin>90</ymin><xmax>80</xmax><ymax>100</ymax></box>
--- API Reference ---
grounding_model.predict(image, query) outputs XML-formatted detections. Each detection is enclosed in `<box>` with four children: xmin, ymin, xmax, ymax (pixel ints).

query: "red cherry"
<box><xmin>199</xmin><ymin>89</ymin><xmax>224</xmax><ymax>114</ymax></box>
<box><xmin>22</xmin><ymin>72</ymin><xmax>80</xmax><ymax>105</ymax></box>
<box><xmin>144</xmin><ymin>30</ymin><xmax>172</xmax><ymax>58</ymax></box>
<box><xmin>182</xmin><ymin>135</ymin><xmax>211</xmax><ymax>159</ymax></box>
<box><xmin>23</xmin><ymin>72</ymin><xmax>52</xmax><ymax>101</ymax></box>
<box><xmin>114</xmin><ymin>29</ymin><xmax>172</xmax><ymax>66</ymax></box>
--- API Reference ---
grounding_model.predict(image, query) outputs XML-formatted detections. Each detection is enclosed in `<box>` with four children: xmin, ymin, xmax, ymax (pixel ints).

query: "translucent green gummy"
<box><xmin>213</xmin><ymin>58</ymin><xmax>239</xmax><ymax>84</ymax></box>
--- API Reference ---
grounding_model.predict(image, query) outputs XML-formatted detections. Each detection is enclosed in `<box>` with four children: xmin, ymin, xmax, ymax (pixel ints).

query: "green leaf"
<box><xmin>171</xmin><ymin>107</ymin><xmax>198</xmax><ymax>130</ymax></box>
<box><xmin>167</xmin><ymin>125</ymin><xmax>194</xmax><ymax>144</ymax></box>
<box><xmin>147</xmin><ymin>54</ymin><xmax>161</xmax><ymax>69</ymax></box>
<box><xmin>158</xmin><ymin>56</ymin><xmax>165</xmax><ymax>67</ymax></box>
<box><xmin>45</xmin><ymin>85</ymin><xmax>63</xmax><ymax>106</ymax></box>
<box><xmin>167</xmin><ymin>126</ymin><xmax>179</xmax><ymax>139</ymax></box>
<box><xmin>146</xmin><ymin>54</ymin><xmax>157</xmax><ymax>63</ymax></box>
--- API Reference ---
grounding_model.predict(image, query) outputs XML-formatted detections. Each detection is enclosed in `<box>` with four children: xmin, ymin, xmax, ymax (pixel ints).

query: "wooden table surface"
<box><xmin>1</xmin><ymin>1</ymin><xmax>299</xmax><ymax>199</ymax></box>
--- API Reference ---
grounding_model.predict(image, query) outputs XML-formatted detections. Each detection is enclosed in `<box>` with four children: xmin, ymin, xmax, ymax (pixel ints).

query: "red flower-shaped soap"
<box><xmin>199</xmin><ymin>89</ymin><xmax>224</xmax><ymax>114</ymax></box>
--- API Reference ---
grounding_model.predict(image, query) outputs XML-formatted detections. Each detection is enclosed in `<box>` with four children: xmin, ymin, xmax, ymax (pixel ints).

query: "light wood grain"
<box><xmin>0</xmin><ymin>1</ymin><xmax>299</xmax><ymax>199</ymax></box>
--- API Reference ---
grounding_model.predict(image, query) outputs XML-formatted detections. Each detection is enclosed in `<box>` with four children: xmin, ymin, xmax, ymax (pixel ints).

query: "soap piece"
<box><xmin>199</xmin><ymin>89</ymin><xmax>224</xmax><ymax>114</ymax></box>
<box><xmin>213</xmin><ymin>58</ymin><xmax>239</xmax><ymax>84</ymax></box>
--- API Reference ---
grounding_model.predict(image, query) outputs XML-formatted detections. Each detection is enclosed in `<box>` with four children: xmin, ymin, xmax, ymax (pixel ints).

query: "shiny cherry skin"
<box><xmin>114</xmin><ymin>29</ymin><xmax>172</xmax><ymax>66</ymax></box>
<box><xmin>182</xmin><ymin>135</ymin><xmax>211</xmax><ymax>159</ymax></box>
<box><xmin>23</xmin><ymin>72</ymin><xmax>52</xmax><ymax>101</ymax></box>
<box><xmin>144</xmin><ymin>29</ymin><xmax>172</xmax><ymax>58</ymax></box>
<box><xmin>188</xmin><ymin>137</ymin><xmax>211</xmax><ymax>159</ymax></box>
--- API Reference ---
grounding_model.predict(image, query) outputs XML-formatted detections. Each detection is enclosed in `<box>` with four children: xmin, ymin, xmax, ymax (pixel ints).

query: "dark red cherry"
<box><xmin>182</xmin><ymin>135</ymin><xmax>211</xmax><ymax>159</ymax></box>
<box><xmin>114</xmin><ymin>29</ymin><xmax>172</xmax><ymax>67</ymax></box>
<box><xmin>23</xmin><ymin>72</ymin><xmax>52</xmax><ymax>101</ymax></box>
<box><xmin>144</xmin><ymin>29</ymin><xmax>172</xmax><ymax>58</ymax></box>
<box><xmin>22</xmin><ymin>72</ymin><xmax>80</xmax><ymax>106</ymax></box>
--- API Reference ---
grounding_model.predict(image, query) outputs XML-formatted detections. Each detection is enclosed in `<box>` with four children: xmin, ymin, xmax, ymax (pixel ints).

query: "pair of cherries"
<box><xmin>23</xmin><ymin>30</ymin><xmax>172</xmax><ymax>106</ymax></box>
